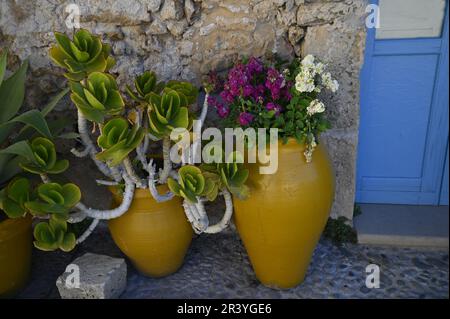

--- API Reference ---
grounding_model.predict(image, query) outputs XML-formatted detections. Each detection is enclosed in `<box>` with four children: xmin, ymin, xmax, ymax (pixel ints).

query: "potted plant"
<box><xmin>48</xmin><ymin>29</ymin><xmax>245</xmax><ymax>277</ymax></box>
<box><xmin>0</xmin><ymin>50</ymin><xmax>76</xmax><ymax>297</ymax></box>
<box><xmin>207</xmin><ymin>55</ymin><xmax>337</xmax><ymax>288</ymax></box>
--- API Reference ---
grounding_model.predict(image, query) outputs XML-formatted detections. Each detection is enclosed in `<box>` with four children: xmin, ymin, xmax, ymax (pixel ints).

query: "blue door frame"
<box><xmin>356</xmin><ymin>0</ymin><xmax>449</xmax><ymax>205</ymax></box>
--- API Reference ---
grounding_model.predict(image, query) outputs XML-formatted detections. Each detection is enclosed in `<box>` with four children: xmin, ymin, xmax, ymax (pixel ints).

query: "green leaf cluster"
<box><xmin>34</xmin><ymin>214</ymin><xmax>76</xmax><ymax>252</ymax></box>
<box><xmin>96</xmin><ymin>117</ymin><xmax>145</xmax><ymax>166</ymax></box>
<box><xmin>49</xmin><ymin>29</ymin><xmax>115</xmax><ymax>81</ymax></box>
<box><xmin>70</xmin><ymin>72</ymin><xmax>124</xmax><ymax>123</ymax></box>
<box><xmin>167</xmin><ymin>165</ymin><xmax>218</xmax><ymax>203</ymax></box>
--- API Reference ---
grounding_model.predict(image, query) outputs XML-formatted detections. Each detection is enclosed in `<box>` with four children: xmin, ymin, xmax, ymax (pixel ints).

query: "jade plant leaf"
<box><xmin>24</xmin><ymin>182</ymin><xmax>81</xmax><ymax>216</ymax></box>
<box><xmin>70</xmin><ymin>72</ymin><xmax>124</xmax><ymax>123</ymax></box>
<box><xmin>49</xmin><ymin>29</ymin><xmax>115</xmax><ymax>81</ymax></box>
<box><xmin>0</xmin><ymin>177</ymin><xmax>31</xmax><ymax>219</ymax></box>
<box><xmin>168</xmin><ymin>165</ymin><xmax>219</xmax><ymax>203</ymax></box>
<box><xmin>126</xmin><ymin>71</ymin><xmax>165</xmax><ymax>102</ymax></box>
<box><xmin>96</xmin><ymin>117</ymin><xmax>144</xmax><ymax>166</ymax></box>
<box><xmin>147</xmin><ymin>88</ymin><xmax>192</xmax><ymax>139</ymax></box>
<box><xmin>0</xmin><ymin>57</ymin><xmax>28</xmax><ymax>124</ymax></box>
<box><xmin>33</xmin><ymin>215</ymin><xmax>76</xmax><ymax>252</ymax></box>
<box><xmin>19</xmin><ymin>137</ymin><xmax>69</xmax><ymax>175</ymax></box>
<box><xmin>165</xmin><ymin>80</ymin><xmax>198</xmax><ymax>105</ymax></box>
<box><xmin>200</xmin><ymin>151</ymin><xmax>250</xmax><ymax>200</ymax></box>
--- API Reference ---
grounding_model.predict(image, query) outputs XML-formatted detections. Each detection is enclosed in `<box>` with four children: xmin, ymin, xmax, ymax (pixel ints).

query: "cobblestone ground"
<box><xmin>18</xmin><ymin>223</ymin><xmax>449</xmax><ymax>299</ymax></box>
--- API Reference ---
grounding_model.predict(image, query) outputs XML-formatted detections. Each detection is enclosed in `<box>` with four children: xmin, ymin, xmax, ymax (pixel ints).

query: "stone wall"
<box><xmin>0</xmin><ymin>0</ymin><xmax>367</xmax><ymax>220</ymax></box>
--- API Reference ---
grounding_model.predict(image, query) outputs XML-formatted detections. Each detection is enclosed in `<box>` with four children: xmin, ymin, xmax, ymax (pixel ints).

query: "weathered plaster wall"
<box><xmin>0</xmin><ymin>0</ymin><xmax>367</xmax><ymax>220</ymax></box>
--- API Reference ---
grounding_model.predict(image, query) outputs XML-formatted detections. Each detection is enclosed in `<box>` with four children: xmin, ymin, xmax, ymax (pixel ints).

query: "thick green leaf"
<box><xmin>0</xmin><ymin>141</ymin><xmax>36</xmax><ymax>163</ymax></box>
<box><xmin>0</xmin><ymin>121</ymin><xmax>15</xmax><ymax>145</ymax></box>
<box><xmin>10</xmin><ymin>109</ymin><xmax>52</xmax><ymax>139</ymax></box>
<box><xmin>0</xmin><ymin>154</ymin><xmax>23</xmax><ymax>185</ymax></box>
<box><xmin>60</xmin><ymin>232</ymin><xmax>76</xmax><ymax>252</ymax></box>
<box><xmin>0</xmin><ymin>60</ymin><xmax>28</xmax><ymax>123</ymax></box>
<box><xmin>0</xmin><ymin>50</ymin><xmax>7</xmax><ymax>86</ymax></box>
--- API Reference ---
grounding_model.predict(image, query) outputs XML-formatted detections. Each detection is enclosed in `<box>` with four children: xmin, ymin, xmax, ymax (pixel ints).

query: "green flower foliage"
<box><xmin>0</xmin><ymin>177</ymin><xmax>31</xmax><ymax>219</ymax></box>
<box><xmin>126</xmin><ymin>71</ymin><xmax>165</xmax><ymax>102</ymax></box>
<box><xmin>49</xmin><ymin>29</ymin><xmax>115</xmax><ymax>81</ymax></box>
<box><xmin>165</xmin><ymin>80</ymin><xmax>198</xmax><ymax>105</ymax></box>
<box><xmin>167</xmin><ymin>165</ymin><xmax>218</xmax><ymax>203</ymax></box>
<box><xmin>201</xmin><ymin>152</ymin><xmax>249</xmax><ymax>200</ymax></box>
<box><xmin>33</xmin><ymin>214</ymin><xmax>76</xmax><ymax>252</ymax></box>
<box><xmin>19</xmin><ymin>137</ymin><xmax>68</xmax><ymax>175</ymax></box>
<box><xmin>147</xmin><ymin>88</ymin><xmax>190</xmax><ymax>139</ymax></box>
<box><xmin>70</xmin><ymin>72</ymin><xmax>124</xmax><ymax>123</ymax></box>
<box><xmin>96</xmin><ymin>117</ymin><xmax>144</xmax><ymax>166</ymax></box>
<box><xmin>25</xmin><ymin>182</ymin><xmax>81</xmax><ymax>216</ymax></box>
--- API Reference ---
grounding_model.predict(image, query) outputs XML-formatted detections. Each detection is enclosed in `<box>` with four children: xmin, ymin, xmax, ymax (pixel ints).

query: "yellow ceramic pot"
<box><xmin>233</xmin><ymin>139</ymin><xmax>335</xmax><ymax>289</ymax></box>
<box><xmin>108</xmin><ymin>185</ymin><xmax>193</xmax><ymax>277</ymax></box>
<box><xmin>0</xmin><ymin>215</ymin><xmax>32</xmax><ymax>298</ymax></box>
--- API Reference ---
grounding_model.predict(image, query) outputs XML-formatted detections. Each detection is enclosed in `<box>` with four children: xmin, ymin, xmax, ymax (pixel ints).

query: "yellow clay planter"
<box><xmin>108</xmin><ymin>185</ymin><xmax>193</xmax><ymax>277</ymax></box>
<box><xmin>0</xmin><ymin>215</ymin><xmax>33</xmax><ymax>298</ymax></box>
<box><xmin>233</xmin><ymin>139</ymin><xmax>335</xmax><ymax>289</ymax></box>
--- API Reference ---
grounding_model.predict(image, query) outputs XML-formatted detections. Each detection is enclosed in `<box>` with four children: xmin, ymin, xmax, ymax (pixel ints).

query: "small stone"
<box><xmin>56</xmin><ymin>253</ymin><xmax>127</xmax><ymax>299</ymax></box>
<box><xmin>167</xmin><ymin>20</ymin><xmax>188</xmax><ymax>37</ymax></box>
<box><xmin>184</xmin><ymin>0</ymin><xmax>196</xmax><ymax>22</ymax></box>
<box><xmin>147</xmin><ymin>18</ymin><xmax>168</xmax><ymax>35</ymax></box>
<box><xmin>148</xmin><ymin>0</ymin><xmax>162</xmax><ymax>13</ymax></box>
<box><xmin>199</xmin><ymin>23</ymin><xmax>216</xmax><ymax>36</ymax></box>
<box><xmin>288</xmin><ymin>25</ymin><xmax>305</xmax><ymax>45</ymax></box>
<box><xmin>160</xmin><ymin>0</ymin><xmax>184</xmax><ymax>21</ymax></box>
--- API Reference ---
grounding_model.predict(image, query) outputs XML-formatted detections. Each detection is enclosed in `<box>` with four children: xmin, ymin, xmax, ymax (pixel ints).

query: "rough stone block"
<box><xmin>56</xmin><ymin>253</ymin><xmax>127</xmax><ymax>299</ymax></box>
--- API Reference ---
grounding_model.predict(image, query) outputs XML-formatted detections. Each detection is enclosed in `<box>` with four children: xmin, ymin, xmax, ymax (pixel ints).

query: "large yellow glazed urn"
<box><xmin>0</xmin><ymin>215</ymin><xmax>32</xmax><ymax>298</ymax></box>
<box><xmin>108</xmin><ymin>185</ymin><xmax>193</xmax><ymax>277</ymax></box>
<box><xmin>233</xmin><ymin>139</ymin><xmax>335</xmax><ymax>289</ymax></box>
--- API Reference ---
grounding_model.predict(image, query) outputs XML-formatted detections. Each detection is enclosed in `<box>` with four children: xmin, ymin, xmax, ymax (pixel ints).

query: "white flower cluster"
<box><xmin>304</xmin><ymin>135</ymin><xmax>317</xmax><ymax>163</ymax></box>
<box><xmin>306</xmin><ymin>99</ymin><xmax>326</xmax><ymax>116</ymax></box>
<box><xmin>294</xmin><ymin>55</ymin><xmax>339</xmax><ymax>94</ymax></box>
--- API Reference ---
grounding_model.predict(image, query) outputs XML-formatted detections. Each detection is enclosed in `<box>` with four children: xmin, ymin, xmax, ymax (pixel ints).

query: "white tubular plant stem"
<box><xmin>67</xmin><ymin>211</ymin><xmax>87</xmax><ymax>223</ymax></box>
<box><xmin>40</xmin><ymin>173</ymin><xmax>50</xmax><ymax>184</ymax></box>
<box><xmin>123</xmin><ymin>157</ymin><xmax>146</xmax><ymax>189</ymax></box>
<box><xmin>182</xmin><ymin>200</ymin><xmax>208</xmax><ymax>234</ymax></box>
<box><xmin>71</xmin><ymin>146</ymin><xmax>90</xmax><ymax>158</ymax></box>
<box><xmin>182</xmin><ymin>189</ymin><xmax>234</xmax><ymax>234</ymax></box>
<box><xmin>147</xmin><ymin>159</ymin><xmax>174</xmax><ymax>202</ymax></box>
<box><xmin>204</xmin><ymin>189</ymin><xmax>233</xmax><ymax>234</ymax></box>
<box><xmin>75</xmin><ymin>173</ymin><xmax>135</xmax><ymax>220</ymax></box>
<box><xmin>76</xmin><ymin>218</ymin><xmax>100</xmax><ymax>244</ymax></box>
<box><xmin>77</xmin><ymin>110</ymin><xmax>120</xmax><ymax>182</ymax></box>
<box><xmin>159</xmin><ymin>137</ymin><xmax>172</xmax><ymax>184</ymax></box>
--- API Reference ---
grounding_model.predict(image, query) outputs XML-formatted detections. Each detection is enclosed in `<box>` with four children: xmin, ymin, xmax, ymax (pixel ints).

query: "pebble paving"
<box><xmin>18</xmin><ymin>223</ymin><xmax>449</xmax><ymax>299</ymax></box>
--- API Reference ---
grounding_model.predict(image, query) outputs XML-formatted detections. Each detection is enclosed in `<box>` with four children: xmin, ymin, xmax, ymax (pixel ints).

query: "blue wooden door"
<box><xmin>357</xmin><ymin>1</ymin><xmax>449</xmax><ymax>205</ymax></box>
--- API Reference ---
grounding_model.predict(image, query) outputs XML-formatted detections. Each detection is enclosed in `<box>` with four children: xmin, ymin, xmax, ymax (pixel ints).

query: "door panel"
<box><xmin>357</xmin><ymin>1</ymin><xmax>449</xmax><ymax>205</ymax></box>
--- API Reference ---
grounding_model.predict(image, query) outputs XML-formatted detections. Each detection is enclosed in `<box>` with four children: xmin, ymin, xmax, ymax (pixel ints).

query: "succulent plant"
<box><xmin>165</xmin><ymin>80</ymin><xmax>198</xmax><ymax>105</ymax></box>
<box><xmin>126</xmin><ymin>71</ymin><xmax>165</xmax><ymax>102</ymax></box>
<box><xmin>96</xmin><ymin>117</ymin><xmax>145</xmax><ymax>166</ymax></box>
<box><xmin>168</xmin><ymin>165</ymin><xmax>218</xmax><ymax>203</ymax></box>
<box><xmin>49</xmin><ymin>29</ymin><xmax>115</xmax><ymax>81</ymax></box>
<box><xmin>18</xmin><ymin>137</ymin><xmax>69</xmax><ymax>175</ymax></box>
<box><xmin>33</xmin><ymin>214</ymin><xmax>76</xmax><ymax>252</ymax></box>
<box><xmin>24</xmin><ymin>182</ymin><xmax>81</xmax><ymax>215</ymax></box>
<box><xmin>70</xmin><ymin>72</ymin><xmax>124</xmax><ymax>123</ymax></box>
<box><xmin>0</xmin><ymin>177</ymin><xmax>31</xmax><ymax>219</ymax></box>
<box><xmin>147</xmin><ymin>88</ymin><xmax>191</xmax><ymax>139</ymax></box>
<box><xmin>201</xmin><ymin>152</ymin><xmax>249</xmax><ymax>199</ymax></box>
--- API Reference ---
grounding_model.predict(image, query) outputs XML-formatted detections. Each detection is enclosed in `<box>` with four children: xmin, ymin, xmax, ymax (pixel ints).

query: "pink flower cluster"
<box><xmin>208</xmin><ymin>57</ymin><xmax>292</xmax><ymax>126</ymax></box>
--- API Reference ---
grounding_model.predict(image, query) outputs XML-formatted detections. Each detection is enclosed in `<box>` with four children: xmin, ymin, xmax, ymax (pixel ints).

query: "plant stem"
<box><xmin>159</xmin><ymin>137</ymin><xmax>171</xmax><ymax>184</ymax></box>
